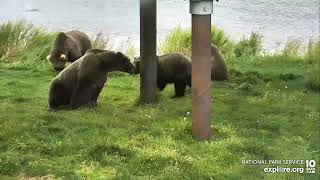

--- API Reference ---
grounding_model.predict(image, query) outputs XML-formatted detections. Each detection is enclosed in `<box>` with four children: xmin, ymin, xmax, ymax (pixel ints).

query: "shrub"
<box><xmin>234</xmin><ymin>32</ymin><xmax>263</xmax><ymax>58</ymax></box>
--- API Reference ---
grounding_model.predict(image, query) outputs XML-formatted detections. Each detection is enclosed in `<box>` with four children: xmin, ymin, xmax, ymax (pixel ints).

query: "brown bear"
<box><xmin>133</xmin><ymin>54</ymin><xmax>191</xmax><ymax>97</ymax></box>
<box><xmin>47</xmin><ymin>30</ymin><xmax>92</xmax><ymax>72</ymax></box>
<box><xmin>210</xmin><ymin>44</ymin><xmax>229</xmax><ymax>81</ymax></box>
<box><xmin>48</xmin><ymin>49</ymin><xmax>135</xmax><ymax>110</ymax></box>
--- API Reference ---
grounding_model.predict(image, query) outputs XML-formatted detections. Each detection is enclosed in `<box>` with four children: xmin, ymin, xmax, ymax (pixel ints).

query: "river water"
<box><xmin>0</xmin><ymin>0</ymin><xmax>319</xmax><ymax>52</ymax></box>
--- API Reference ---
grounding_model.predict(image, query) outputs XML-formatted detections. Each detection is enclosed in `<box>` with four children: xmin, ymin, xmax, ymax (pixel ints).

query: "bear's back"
<box><xmin>65</xmin><ymin>30</ymin><xmax>92</xmax><ymax>54</ymax></box>
<box><xmin>158</xmin><ymin>54</ymin><xmax>191</xmax><ymax>77</ymax></box>
<box><xmin>55</xmin><ymin>57</ymin><xmax>83</xmax><ymax>84</ymax></box>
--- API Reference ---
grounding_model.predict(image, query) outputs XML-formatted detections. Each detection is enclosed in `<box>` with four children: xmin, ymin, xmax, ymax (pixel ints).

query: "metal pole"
<box><xmin>140</xmin><ymin>0</ymin><xmax>157</xmax><ymax>103</ymax></box>
<box><xmin>191</xmin><ymin>15</ymin><xmax>212</xmax><ymax>141</ymax></box>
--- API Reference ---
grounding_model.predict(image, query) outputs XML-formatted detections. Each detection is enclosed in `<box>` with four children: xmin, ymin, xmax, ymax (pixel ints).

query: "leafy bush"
<box><xmin>234</xmin><ymin>32</ymin><xmax>263</xmax><ymax>58</ymax></box>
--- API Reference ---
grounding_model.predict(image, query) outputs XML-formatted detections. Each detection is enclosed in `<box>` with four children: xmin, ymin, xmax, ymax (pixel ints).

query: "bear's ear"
<box><xmin>46</xmin><ymin>55</ymin><xmax>51</xmax><ymax>61</ymax></box>
<box><xmin>60</xmin><ymin>54</ymin><xmax>66</xmax><ymax>60</ymax></box>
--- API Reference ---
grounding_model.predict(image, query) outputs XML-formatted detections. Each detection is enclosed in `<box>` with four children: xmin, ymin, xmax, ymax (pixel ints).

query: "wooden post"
<box><xmin>191</xmin><ymin>14</ymin><xmax>212</xmax><ymax>141</ymax></box>
<box><xmin>140</xmin><ymin>0</ymin><xmax>157</xmax><ymax>103</ymax></box>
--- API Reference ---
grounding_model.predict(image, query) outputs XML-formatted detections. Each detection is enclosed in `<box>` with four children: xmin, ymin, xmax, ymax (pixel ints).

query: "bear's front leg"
<box><xmin>90</xmin><ymin>77</ymin><xmax>107</xmax><ymax>107</ymax></box>
<box><xmin>48</xmin><ymin>79</ymin><xmax>72</xmax><ymax>110</ymax></box>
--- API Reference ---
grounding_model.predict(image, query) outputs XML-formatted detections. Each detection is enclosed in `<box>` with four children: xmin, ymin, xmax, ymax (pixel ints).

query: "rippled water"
<box><xmin>0</xmin><ymin>0</ymin><xmax>319</xmax><ymax>51</ymax></box>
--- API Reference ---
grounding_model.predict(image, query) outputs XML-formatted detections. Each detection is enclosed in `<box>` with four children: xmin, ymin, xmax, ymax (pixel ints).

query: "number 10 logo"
<box><xmin>306</xmin><ymin>160</ymin><xmax>316</xmax><ymax>174</ymax></box>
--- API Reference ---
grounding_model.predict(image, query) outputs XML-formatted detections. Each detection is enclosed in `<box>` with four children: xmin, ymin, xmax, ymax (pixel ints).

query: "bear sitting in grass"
<box><xmin>47</xmin><ymin>30</ymin><xmax>92</xmax><ymax>72</ymax></box>
<box><xmin>48</xmin><ymin>49</ymin><xmax>135</xmax><ymax>110</ymax></box>
<box><xmin>133</xmin><ymin>54</ymin><xmax>191</xmax><ymax>98</ymax></box>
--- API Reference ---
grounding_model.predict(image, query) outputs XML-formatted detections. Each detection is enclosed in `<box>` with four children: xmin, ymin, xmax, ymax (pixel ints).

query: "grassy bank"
<box><xmin>0</xmin><ymin>21</ymin><xmax>319</xmax><ymax>179</ymax></box>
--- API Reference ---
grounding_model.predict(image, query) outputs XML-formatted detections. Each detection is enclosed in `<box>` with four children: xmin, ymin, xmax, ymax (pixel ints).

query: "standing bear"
<box><xmin>210</xmin><ymin>44</ymin><xmax>229</xmax><ymax>81</ymax></box>
<box><xmin>47</xmin><ymin>30</ymin><xmax>92</xmax><ymax>72</ymax></box>
<box><xmin>133</xmin><ymin>54</ymin><xmax>191</xmax><ymax>98</ymax></box>
<box><xmin>48</xmin><ymin>49</ymin><xmax>135</xmax><ymax>110</ymax></box>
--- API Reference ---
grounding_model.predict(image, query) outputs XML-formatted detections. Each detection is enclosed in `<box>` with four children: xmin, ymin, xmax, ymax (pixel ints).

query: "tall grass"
<box><xmin>307</xmin><ymin>64</ymin><xmax>320</xmax><ymax>91</ymax></box>
<box><xmin>1</xmin><ymin>21</ymin><xmax>318</xmax><ymax>91</ymax></box>
<box><xmin>0</xmin><ymin>22</ymin><xmax>117</xmax><ymax>65</ymax></box>
<box><xmin>124</xmin><ymin>40</ymin><xmax>137</xmax><ymax>59</ymax></box>
<box><xmin>159</xmin><ymin>26</ymin><xmax>233</xmax><ymax>57</ymax></box>
<box><xmin>305</xmin><ymin>40</ymin><xmax>320</xmax><ymax>90</ymax></box>
<box><xmin>159</xmin><ymin>27</ymin><xmax>266</xmax><ymax>61</ymax></box>
<box><xmin>234</xmin><ymin>32</ymin><xmax>263</xmax><ymax>58</ymax></box>
<box><xmin>159</xmin><ymin>26</ymin><xmax>192</xmax><ymax>56</ymax></box>
<box><xmin>91</xmin><ymin>31</ymin><xmax>113</xmax><ymax>50</ymax></box>
<box><xmin>0</xmin><ymin>21</ymin><xmax>38</xmax><ymax>60</ymax></box>
<box><xmin>306</xmin><ymin>39</ymin><xmax>320</xmax><ymax>62</ymax></box>
<box><xmin>91</xmin><ymin>32</ymin><xmax>137</xmax><ymax>60</ymax></box>
<box><xmin>0</xmin><ymin>21</ymin><xmax>54</xmax><ymax>64</ymax></box>
<box><xmin>211</xmin><ymin>25</ymin><xmax>234</xmax><ymax>55</ymax></box>
<box><xmin>282</xmin><ymin>39</ymin><xmax>302</xmax><ymax>58</ymax></box>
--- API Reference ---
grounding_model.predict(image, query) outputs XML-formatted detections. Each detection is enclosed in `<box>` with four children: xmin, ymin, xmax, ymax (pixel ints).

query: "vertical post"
<box><xmin>191</xmin><ymin>1</ymin><xmax>213</xmax><ymax>141</ymax></box>
<box><xmin>140</xmin><ymin>0</ymin><xmax>157</xmax><ymax>103</ymax></box>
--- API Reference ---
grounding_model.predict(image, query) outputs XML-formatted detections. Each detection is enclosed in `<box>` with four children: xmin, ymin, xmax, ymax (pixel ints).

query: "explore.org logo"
<box><xmin>241</xmin><ymin>159</ymin><xmax>316</xmax><ymax>174</ymax></box>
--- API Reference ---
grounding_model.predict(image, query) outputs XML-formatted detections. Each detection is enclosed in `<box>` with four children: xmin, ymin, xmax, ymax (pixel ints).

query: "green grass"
<box><xmin>0</xmin><ymin>22</ymin><xmax>319</xmax><ymax>179</ymax></box>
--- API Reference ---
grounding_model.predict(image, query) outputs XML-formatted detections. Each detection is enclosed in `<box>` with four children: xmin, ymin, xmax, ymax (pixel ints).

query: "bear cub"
<box><xmin>48</xmin><ymin>49</ymin><xmax>135</xmax><ymax>110</ymax></box>
<box><xmin>134</xmin><ymin>54</ymin><xmax>191</xmax><ymax>98</ymax></box>
<box><xmin>47</xmin><ymin>30</ymin><xmax>92</xmax><ymax>72</ymax></box>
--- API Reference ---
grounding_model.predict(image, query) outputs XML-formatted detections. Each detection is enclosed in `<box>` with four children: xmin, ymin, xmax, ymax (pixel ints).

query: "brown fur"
<box><xmin>48</xmin><ymin>49</ymin><xmax>135</xmax><ymax>110</ymax></box>
<box><xmin>47</xmin><ymin>30</ymin><xmax>92</xmax><ymax>72</ymax></box>
<box><xmin>134</xmin><ymin>54</ymin><xmax>191</xmax><ymax>97</ymax></box>
<box><xmin>210</xmin><ymin>44</ymin><xmax>229</xmax><ymax>81</ymax></box>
